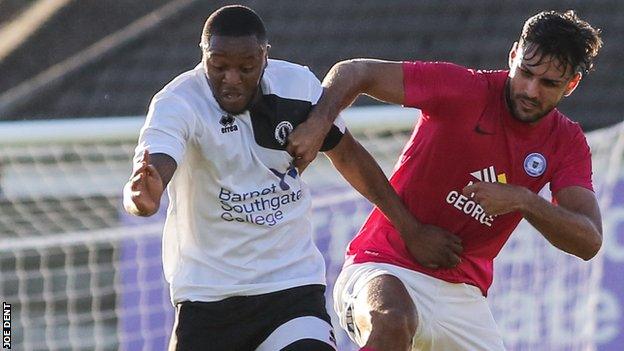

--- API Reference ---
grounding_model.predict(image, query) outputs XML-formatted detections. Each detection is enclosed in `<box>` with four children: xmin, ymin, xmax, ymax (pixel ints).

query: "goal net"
<box><xmin>0</xmin><ymin>106</ymin><xmax>618</xmax><ymax>351</ymax></box>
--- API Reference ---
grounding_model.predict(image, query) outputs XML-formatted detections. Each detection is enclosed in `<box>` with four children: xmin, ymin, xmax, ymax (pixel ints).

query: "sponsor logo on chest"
<box><xmin>219</xmin><ymin>114</ymin><xmax>238</xmax><ymax>134</ymax></box>
<box><xmin>217</xmin><ymin>164</ymin><xmax>302</xmax><ymax>227</ymax></box>
<box><xmin>444</xmin><ymin>149</ymin><xmax>548</xmax><ymax>227</ymax></box>
<box><xmin>445</xmin><ymin>165</ymin><xmax>507</xmax><ymax>227</ymax></box>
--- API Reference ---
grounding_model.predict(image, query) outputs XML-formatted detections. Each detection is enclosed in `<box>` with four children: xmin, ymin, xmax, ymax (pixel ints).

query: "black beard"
<box><xmin>504</xmin><ymin>79</ymin><xmax>551</xmax><ymax>124</ymax></box>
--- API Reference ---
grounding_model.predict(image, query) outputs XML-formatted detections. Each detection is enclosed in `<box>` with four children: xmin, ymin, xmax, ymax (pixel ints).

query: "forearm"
<box><xmin>122</xmin><ymin>152</ymin><xmax>173</xmax><ymax>217</ymax></box>
<box><xmin>327</xmin><ymin>135</ymin><xmax>463</xmax><ymax>269</ymax></box>
<box><xmin>314</xmin><ymin>60</ymin><xmax>371</xmax><ymax>123</ymax></box>
<box><xmin>327</xmin><ymin>137</ymin><xmax>419</xmax><ymax>237</ymax></box>
<box><xmin>520</xmin><ymin>191</ymin><xmax>602</xmax><ymax>260</ymax></box>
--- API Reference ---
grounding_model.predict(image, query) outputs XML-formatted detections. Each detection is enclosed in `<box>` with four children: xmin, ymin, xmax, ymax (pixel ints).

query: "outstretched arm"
<box><xmin>325</xmin><ymin>131</ymin><xmax>463</xmax><ymax>269</ymax></box>
<box><xmin>462</xmin><ymin>183</ymin><xmax>602</xmax><ymax>260</ymax></box>
<box><xmin>123</xmin><ymin>150</ymin><xmax>177</xmax><ymax>217</ymax></box>
<box><xmin>287</xmin><ymin>59</ymin><xmax>404</xmax><ymax>171</ymax></box>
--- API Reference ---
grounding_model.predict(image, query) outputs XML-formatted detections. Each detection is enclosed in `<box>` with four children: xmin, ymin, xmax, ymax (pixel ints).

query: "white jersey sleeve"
<box><xmin>133</xmin><ymin>94</ymin><xmax>198</xmax><ymax>166</ymax></box>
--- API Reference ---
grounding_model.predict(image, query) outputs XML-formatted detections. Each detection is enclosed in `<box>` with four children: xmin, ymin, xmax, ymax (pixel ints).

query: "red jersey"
<box><xmin>346</xmin><ymin>61</ymin><xmax>593</xmax><ymax>296</ymax></box>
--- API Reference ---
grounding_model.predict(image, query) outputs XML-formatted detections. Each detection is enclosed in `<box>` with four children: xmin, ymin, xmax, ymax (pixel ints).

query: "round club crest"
<box><xmin>274</xmin><ymin>121</ymin><xmax>294</xmax><ymax>146</ymax></box>
<box><xmin>524</xmin><ymin>152</ymin><xmax>547</xmax><ymax>177</ymax></box>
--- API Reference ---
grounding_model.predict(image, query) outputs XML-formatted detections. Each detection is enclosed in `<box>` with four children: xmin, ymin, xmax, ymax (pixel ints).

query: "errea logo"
<box><xmin>220</xmin><ymin>114</ymin><xmax>238</xmax><ymax>134</ymax></box>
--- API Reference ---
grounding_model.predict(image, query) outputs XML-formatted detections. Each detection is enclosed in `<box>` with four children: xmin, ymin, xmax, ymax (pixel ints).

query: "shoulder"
<box><xmin>404</xmin><ymin>61</ymin><xmax>491</xmax><ymax>81</ymax></box>
<box><xmin>460</xmin><ymin>68</ymin><xmax>508</xmax><ymax>97</ymax></box>
<box><xmin>547</xmin><ymin>110</ymin><xmax>591</xmax><ymax>166</ymax></box>
<box><xmin>262</xmin><ymin>59</ymin><xmax>320</xmax><ymax>102</ymax></box>
<box><xmin>402</xmin><ymin>61</ymin><xmax>497</xmax><ymax>112</ymax></box>
<box><xmin>146</xmin><ymin>66</ymin><xmax>206</xmax><ymax>126</ymax></box>
<box><xmin>478</xmin><ymin>69</ymin><xmax>509</xmax><ymax>89</ymax></box>
<box><xmin>152</xmin><ymin>64</ymin><xmax>205</xmax><ymax>106</ymax></box>
<box><xmin>265</xmin><ymin>59</ymin><xmax>315</xmax><ymax>78</ymax></box>
<box><xmin>551</xmin><ymin>110</ymin><xmax>587</xmax><ymax>141</ymax></box>
<box><xmin>403</xmin><ymin>61</ymin><xmax>494</xmax><ymax>96</ymax></box>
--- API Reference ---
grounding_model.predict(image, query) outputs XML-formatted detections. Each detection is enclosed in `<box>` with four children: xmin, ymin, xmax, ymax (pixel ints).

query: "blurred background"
<box><xmin>0</xmin><ymin>1</ymin><xmax>622</xmax><ymax>350</ymax></box>
<box><xmin>0</xmin><ymin>0</ymin><xmax>622</xmax><ymax>129</ymax></box>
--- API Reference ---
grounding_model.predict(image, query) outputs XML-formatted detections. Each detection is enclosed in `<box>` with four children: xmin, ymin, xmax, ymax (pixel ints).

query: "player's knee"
<box><xmin>279</xmin><ymin>338</ymin><xmax>336</xmax><ymax>351</ymax></box>
<box><xmin>370</xmin><ymin>307</ymin><xmax>417</xmax><ymax>341</ymax></box>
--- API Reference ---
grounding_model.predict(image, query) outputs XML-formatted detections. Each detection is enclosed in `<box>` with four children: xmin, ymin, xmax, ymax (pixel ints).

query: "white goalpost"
<box><xmin>0</xmin><ymin>105</ymin><xmax>618</xmax><ymax>351</ymax></box>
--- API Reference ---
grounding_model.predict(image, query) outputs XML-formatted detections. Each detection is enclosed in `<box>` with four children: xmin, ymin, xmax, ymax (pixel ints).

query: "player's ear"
<box><xmin>564</xmin><ymin>72</ymin><xmax>582</xmax><ymax>97</ymax></box>
<box><xmin>508</xmin><ymin>42</ymin><xmax>519</xmax><ymax>70</ymax></box>
<box><xmin>199</xmin><ymin>41</ymin><xmax>208</xmax><ymax>58</ymax></box>
<box><xmin>262</xmin><ymin>44</ymin><xmax>270</xmax><ymax>69</ymax></box>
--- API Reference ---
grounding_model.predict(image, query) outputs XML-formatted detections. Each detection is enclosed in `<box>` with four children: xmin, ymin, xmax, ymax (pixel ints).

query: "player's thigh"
<box><xmin>430</xmin><ymin>285</ymin><xmax>505</xmax><ymax>351</ymax></box>
<box><xmin>333</xmin><ymin>263</ymin><xmax>420</xmax><ymax>346</ymax></box>
<box><xmin>255</xmin><ymin>316</ymin><xmax>337</xmax><ymax>351</ymax></box>
<box><xmin>353</xmin><ymin>274</ymin><xmax>417</xmax><ymax>341</ymax></box>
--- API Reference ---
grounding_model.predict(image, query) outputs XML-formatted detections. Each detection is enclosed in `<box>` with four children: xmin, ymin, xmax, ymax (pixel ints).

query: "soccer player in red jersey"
<box><xmin>287</xmin><ymin>10</ymin><xmax>603</xmax><ymax>351</ymax></box>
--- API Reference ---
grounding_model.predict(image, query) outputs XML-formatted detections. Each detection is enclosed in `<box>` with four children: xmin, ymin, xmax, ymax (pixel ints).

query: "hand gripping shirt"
<box><xmin>346</xmin><ymin>61</ymin><xmax>593</xmax><ymax>296</ymax></box>
<box><xmin>134</xmin><ymin>59</ymin><xmax>345</xmax><ymax>303</ymax></box>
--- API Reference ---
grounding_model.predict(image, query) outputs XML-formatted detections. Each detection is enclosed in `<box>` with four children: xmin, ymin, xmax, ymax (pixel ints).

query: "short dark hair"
<box><xmin>519</xmin><ymin>10</ymin><xmax>602</xmax><ymax>75</ymax></box>
<box><xmin>201</xmin><ymin>5</ymin><xmax>267</xmax><ymax>48</ymax></box>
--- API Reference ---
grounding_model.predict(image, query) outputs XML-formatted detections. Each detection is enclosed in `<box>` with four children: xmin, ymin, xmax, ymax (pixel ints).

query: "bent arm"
<box><xmin>315</xmin><ymin>59</ymin><xmax>405</xmax><ymax>126</ymax></box>
<box><xmin>123</xmin><ymin>151</ymin><xmax>177</xmax><ymax>217</ymax></box>
<box><xmin>324</xmin><ymin>131</ymin><xmax>463</xmax><ymax>268</ymax></box>
<box><xmin>287</xmin><ymin>60</ymin><xmax>404</xmax><ymax>169</ymax></box>
<box><xmin>324</xmin><ymin>131</ymin><xmax>414</xmax><ymax>233</ymax></box>
<box><xmin>521</xmin><ymin>186</ymin><xmax>602</xmax><ymax>260</ymax></box>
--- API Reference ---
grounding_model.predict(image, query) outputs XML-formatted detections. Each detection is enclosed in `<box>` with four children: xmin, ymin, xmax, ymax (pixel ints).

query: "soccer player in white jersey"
<box><xmin>122</xmin><ymin>5</ymin><xmax>461</xmax><ymax>351</ymax></box>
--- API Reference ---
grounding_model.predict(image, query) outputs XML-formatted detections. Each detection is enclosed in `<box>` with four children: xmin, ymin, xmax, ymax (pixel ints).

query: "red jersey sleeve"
<box><xmin>402</xmin><ymin>61</ymin><xmax>485</xmax><ymax>116</ymax></box>
<box><xmin>549</xmin><ymin>127</ymin><xmax>594</xmax><ymax>195</ymax></box>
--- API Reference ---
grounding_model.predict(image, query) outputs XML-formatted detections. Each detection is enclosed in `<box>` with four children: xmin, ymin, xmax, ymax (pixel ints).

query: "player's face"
<box><xmin>507</xmin><ymin>42</ymin><xmax>581</xmax><ymax>123</ymax></box>
<box><xmin>203</xmin><ymin>35</ymin><xmax>268</xmax><ymax>114</ymax></box>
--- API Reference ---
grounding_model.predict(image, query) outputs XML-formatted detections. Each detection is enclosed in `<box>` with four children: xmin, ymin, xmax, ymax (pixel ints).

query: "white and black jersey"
<box><xmin>134</xmin><ymin>59</ymin><xmax>346</xmax><ymax>304</ymax></box>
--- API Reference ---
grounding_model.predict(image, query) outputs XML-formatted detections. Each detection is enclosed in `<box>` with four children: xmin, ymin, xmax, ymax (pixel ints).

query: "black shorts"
<box><xmin>168</xmin><ymin>284</ymin><xmax>337</xmax><ymax>351</ymax></box>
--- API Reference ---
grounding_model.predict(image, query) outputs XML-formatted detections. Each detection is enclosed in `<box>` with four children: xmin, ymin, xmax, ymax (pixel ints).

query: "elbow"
<box><xmin>580</xmin><ymin>233</ymin><xmax>602</xmax><ymax>261</ymax></box>
<box><xmin>329</xmin><ymin>59</ymin><xmax>373</xmax><ymax>90</ymax></box>
<box><xmin>332</xmin><ymin>59</ymin><xmax>364</xmax><ymax>73</ymax></box>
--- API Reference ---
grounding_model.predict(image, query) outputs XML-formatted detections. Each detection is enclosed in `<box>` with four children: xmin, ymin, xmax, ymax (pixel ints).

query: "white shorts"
<box><xmin>333</xmin><ymin>262</ymin><xmax>505</xmax><ymax>351</ymax></box>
